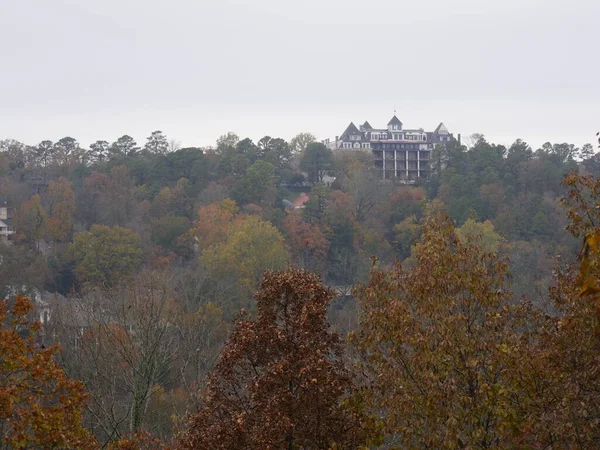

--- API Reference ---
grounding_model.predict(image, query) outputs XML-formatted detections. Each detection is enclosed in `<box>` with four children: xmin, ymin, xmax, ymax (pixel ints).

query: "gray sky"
<box><xmin>1</xmin><ymin>0</ymin><xmax>598</xmax><ymax>150</ymax></box>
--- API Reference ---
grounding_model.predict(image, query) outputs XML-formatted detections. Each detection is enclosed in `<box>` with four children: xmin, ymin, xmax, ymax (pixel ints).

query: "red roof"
<box><xmin>293</xmin><ymin>193</ymin><xmax>310</xmax><ymax>209</ymax></box>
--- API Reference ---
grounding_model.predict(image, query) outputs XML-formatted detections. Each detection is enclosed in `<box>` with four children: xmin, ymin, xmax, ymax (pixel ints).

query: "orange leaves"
<box><xmin>11</xmin><ymin>294</ymin><xmax>33</xmax><ymax>317</ymax></box>
<box><xmin>192</xmin><ymin>199</ymin><xmax>241</xmax><ymax>250</ymax></box>
<box><xmin>0</xmin><ymin>296</ymin><xmax>96</xmax><ymax>449</ymax></box>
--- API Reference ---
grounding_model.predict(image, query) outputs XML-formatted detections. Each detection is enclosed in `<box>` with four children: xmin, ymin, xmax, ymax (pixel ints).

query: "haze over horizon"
<box><xmin>1</xmin><ymin>0</ymin><xmax>598</xmax><ymax>150</ymax></box>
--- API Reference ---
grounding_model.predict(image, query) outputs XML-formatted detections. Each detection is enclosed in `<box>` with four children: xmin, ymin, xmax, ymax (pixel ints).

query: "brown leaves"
<box><xmin>176</xmin><ymin>268</ymin><xmax>368</xmax><ymax>450</ymax></box>
<box><xmin>0</xmin><ymin>295</ymin><xmax>96</xmax><ymax>449</ymax></box>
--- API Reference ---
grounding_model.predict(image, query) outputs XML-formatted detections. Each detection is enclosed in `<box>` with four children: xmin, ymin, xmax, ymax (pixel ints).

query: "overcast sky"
<box><xmin>0</xmin><ymin>0</ymin><xmax>598</xmax><ymax>150</ymax></box>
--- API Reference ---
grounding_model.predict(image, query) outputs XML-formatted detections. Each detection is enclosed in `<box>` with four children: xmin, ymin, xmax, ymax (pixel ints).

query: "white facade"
<box><xmin>0</xmin><ymin>205</ymin><xmax>15</xmax><ymax>242</ymax></box>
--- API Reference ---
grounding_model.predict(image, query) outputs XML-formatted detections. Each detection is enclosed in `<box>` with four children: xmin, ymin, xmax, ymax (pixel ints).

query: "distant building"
<box><xmin>324</xmin><ymin>115</ymin><xmax>457</xmax><ymax>182</ymax></box>
<box><xmin>0</xmin><ymin>200</ymin><xmax>15</xmax><ymax>242</ymax></box>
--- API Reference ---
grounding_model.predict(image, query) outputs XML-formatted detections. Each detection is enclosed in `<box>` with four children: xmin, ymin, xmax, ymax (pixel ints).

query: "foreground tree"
<box><xmin>177</xmin><ymin>269</ymin><xmax>369</xmax><ymax>450</ymax></box>
<box><xmin>0</xmin><ymin>296</ymin><xmax>96</xmax><ymax>449</ymax></box>
<box><xmin>514</xmin><ymin>172</ymin><xmax>600</xmax><ymax>447</ymax></box>
<box><xmin>354</xmin><ymin>213</ymin><xmax>530</xmax><ymax>448</ymax></box>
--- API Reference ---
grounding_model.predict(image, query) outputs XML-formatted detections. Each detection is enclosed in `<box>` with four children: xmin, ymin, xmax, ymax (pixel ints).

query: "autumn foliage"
<box><xmin>0</xmin><ymin>295</ymin><xmax>95</xmax><ymax>449</ymax></box>
<box><xmin>177</xmin><ymin>268</ymin><xmax>368</xmax><ymax>449</ymax></box>
<box><xmin>354</xmin><ymin>213</ymin><xmax>531</xmax><ymax>448</ymax></box>
<box><xmin>354</xmin><ymin>204</ymin><xmax>600</xmax><ymax>449</ymax></box>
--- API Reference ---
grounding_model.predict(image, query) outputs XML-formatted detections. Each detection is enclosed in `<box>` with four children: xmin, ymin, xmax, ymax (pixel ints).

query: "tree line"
<box><xmin>1</xmin><ymin>130</ymin><xmax>600</xmax><ymax>447</ymax></box>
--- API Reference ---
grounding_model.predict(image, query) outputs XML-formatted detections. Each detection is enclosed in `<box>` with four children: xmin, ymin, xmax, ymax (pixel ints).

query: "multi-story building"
<box><xmin>323</xmin><ymin>115</ymin><xmax>456</xmax><ymax>181</ymax></box>
<box><xmin>0</xmin><ymin>200</ymin><xmax>15</xmax><ymax>242</ymax></box>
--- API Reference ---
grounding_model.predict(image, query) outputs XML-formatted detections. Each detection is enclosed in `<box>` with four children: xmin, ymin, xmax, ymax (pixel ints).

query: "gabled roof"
<box><xmin>434</xmin><ymin>122</ymin><xmax>449</xmax><ymax>134</ymax></box>
<box><xmin>387</xmin><ymin>115</ymin><xmax>403</xmax><ymax>126</ymax></box>
<box><xmin>340</xmin><ymin>122</ymin><xmax>361</xmax><ymax>140</ymax></box>
<box><xmin>362</xmin><ymin>121</ymin><xmax>373</xmax><ymax>130</ymax></box>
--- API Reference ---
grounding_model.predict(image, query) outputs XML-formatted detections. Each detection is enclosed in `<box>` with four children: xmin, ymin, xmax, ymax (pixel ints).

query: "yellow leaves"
<box><xmin>586</xmin><ymin>233</ymin><xmax>600</xmax><ymax>254</ymax></box>
<box><xmin>354</xmin><ymin>212</ymin><xmax>529</xmax><ymax>448</ymax></box>
<box><xmin>201</xmin><ymin>215</ymin><xmax>289</xmax><ymax>299</ymax></box>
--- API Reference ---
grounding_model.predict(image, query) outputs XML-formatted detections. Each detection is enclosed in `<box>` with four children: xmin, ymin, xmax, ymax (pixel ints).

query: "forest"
<box><xmin>1</xmin><ymin>130</ymin><xmax>600</xmax><ymax>449</ymax></box>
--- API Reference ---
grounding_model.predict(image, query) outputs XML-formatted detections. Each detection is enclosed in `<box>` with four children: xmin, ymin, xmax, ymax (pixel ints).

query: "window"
<box><xmin>354</xmin><ymin>142</ymin><xmax>360</xmax><ymax>148</ymax></box>
<box><xmin>362</xmin><ymin>143</ymin><xmax>370</xmax><ymax>149</ymax></box>
<box><xmin>343</xmin><ymin>142</ymin><xmax>352</xmax><ymax>149</ymax></box>
<box><xmin>350</xmin><ymin>135</ymin><xmax>361</xmax><ymax>141</ymax></box>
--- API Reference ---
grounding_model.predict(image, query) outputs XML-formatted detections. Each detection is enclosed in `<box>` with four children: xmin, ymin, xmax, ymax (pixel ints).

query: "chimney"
<box><xmin>457</xmin><ymin>133</ymin><xmax>461</xmax><ymax>145</ymax></box>
<box><xmin>335</xmin><ymin>136</ymin><xmax>339</xmax><ymax>148</ymax></box>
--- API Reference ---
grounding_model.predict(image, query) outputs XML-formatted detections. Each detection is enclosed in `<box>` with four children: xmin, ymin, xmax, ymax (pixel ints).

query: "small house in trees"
<box><xmin>0</xmin><ymin>200</ymin><xmax>15</xmax><ymax>242</ymax></box>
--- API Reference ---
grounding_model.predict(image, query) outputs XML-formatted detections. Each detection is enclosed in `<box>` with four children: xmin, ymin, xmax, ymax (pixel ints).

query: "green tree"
<box><xmin>455</xmin><ymin>218</ymin><xmax>503</xmax><ymax>253</ymax></box>
<box><xmin>89</xmin><ymin>140</ymin><xmax>110</xmax><ymax>164</ymax></box>
<box><xmin>54</xmin><ymin>136</ymin><xmax>82</xmax><ymax>165</ymax></box>
<box><xmin>231</xmin><ymin>160</ymin><xmax>277</xmax><ymax>206</ymax></box>
<box><xmin>143</xmin><ymin>130</ymin><xmax>169</xmax><ymax>155</ymax></box>
<box><xmin>70</xmin><ymin>225</ymin><xmax>143</xmax><ymax>288</ymax></box>
<box><xmin>303</xmin><ymin>182</ymin><xmax>329</xmax><ymax>222</ymax></box>
<box><xmin>289</xmin><ymin>132</ymin><xmax>316</xmax><ymax>155</ymax></box>
<box><xmin>215</xmin><ymin>132</ymin><xmax>240</xmax><ymax>154</ymax></box>
<box><xmin>110</xmin><ymin>135</ymin><xmax>139</xmax><ymax>158</ymax></box>
<box><xmin>257</xmin><ymin>136</ymin><xmax>292</xmax><ymax>169</ymax></box>
<box><xmin>300</xmin><ymin>142</ymin><xmax>334</xmax><ymax>184</ymax></box>
<box><xmin>151</xmin><ymin>215</ymin><xmax>191</xmax><ymax>250</ymax></box>
<box><xmin>34</xmin><ymin>140</ymin><xmax>55</xmax><ymax>169</ymax></box>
